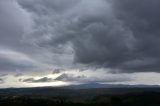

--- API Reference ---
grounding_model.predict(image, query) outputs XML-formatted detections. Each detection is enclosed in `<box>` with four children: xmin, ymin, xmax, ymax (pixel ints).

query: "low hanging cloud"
<box><xmin>55</xmin><ymin>73</ymin><xmax>86</xmax><ymax>81</ymax></box>
<box><xmin>22</xmin><ymin>77</ymin><xmax>55</xmax><ymax>83</ymax></box>
<box><xmin>16</xmin><ymin>0</ymin><xmax>160</xmax><ymax>73</ymax></box>
<box><xmin>0</xmin><ymin>78</ymin><xmax>4</xmax><ymax>84</ymax></box>
<box><xmin>14</xmin><ymin>73</ymin><xmax>23</xmax><ymax>77</ymax></box>
<box><xmin>0</xmin><ymin>74</ymin><xmax>8</xmax><ymax>77</ymax></box>
<box><xmin>52</xmin><ymin>68</ymin><xmax>64</xmax><ymax>74</ymax></box>
<box><xmin>55</xmin><ymin>73</ymin><xmax>131</xmax><ymax>83</ymax></box>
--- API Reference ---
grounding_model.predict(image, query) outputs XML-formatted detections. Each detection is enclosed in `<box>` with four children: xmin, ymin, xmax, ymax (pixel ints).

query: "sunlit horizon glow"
<box><xmin>0</xmin><ymin>71</ymin><xmax>160</xmax><ymax>88</ymax></box>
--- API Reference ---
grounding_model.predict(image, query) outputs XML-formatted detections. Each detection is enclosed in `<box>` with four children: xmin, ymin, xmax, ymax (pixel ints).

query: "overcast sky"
<box><xmin>0</xmin><ymin>0</ymin><xmax>160</xmax><ymax>88</ymax></box>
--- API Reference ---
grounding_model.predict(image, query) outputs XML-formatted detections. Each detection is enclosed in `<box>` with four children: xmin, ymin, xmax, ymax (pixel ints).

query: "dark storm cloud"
<box><xmin>18</xmin><ymin>0</ymin><xmax>134</xmax><ymax>72</ymax></box>
<box><xmin>71</xmin><ymin>0</ymin><xmax>160</xmax><ymax>72</ymax></box>
<box><xmin>3</xmin><ymin>0</ymin><xmax>160</xmax><ymax>73</ymax></box>
<box><xmin>111</xmin><ymin>0</ymin><xmax>160</xmax><ymax>72</ymax></box>
<box><xmin>22</xmin><ymin>77</ymin><xmax>54</xmax><ymax>83</ymax></box>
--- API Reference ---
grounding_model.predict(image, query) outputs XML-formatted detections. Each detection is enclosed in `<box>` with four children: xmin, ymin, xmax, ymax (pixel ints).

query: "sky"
<box><xmin>0</xmin><ymin>0</ymin><xmax>160</xmax><ymax>88</ymax></box>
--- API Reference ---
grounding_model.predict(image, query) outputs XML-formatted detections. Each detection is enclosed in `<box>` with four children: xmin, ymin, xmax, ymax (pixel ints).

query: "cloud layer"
<box><xmin>14</xmin><ymin>0</ymin><xmax>160</xmax><ymax>73</ymax></box>
<box><xmin>1</xmin><ymin>0</ymin><xmax>160</xmax><ymax>87</ymax></box>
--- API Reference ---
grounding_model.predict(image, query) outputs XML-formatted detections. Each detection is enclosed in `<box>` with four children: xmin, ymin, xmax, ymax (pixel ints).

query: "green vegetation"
<box><xmin>0</xmin><ymin>87</ymin><xmax>160</xmax><ymax>106</ymax></box>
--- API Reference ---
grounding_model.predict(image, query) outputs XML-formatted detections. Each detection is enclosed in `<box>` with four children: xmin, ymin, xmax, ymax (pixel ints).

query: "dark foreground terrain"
<box><xmin>1</xmin><ymin>84</ymin><xmax>160</xmax><ymax>106</ymax></box>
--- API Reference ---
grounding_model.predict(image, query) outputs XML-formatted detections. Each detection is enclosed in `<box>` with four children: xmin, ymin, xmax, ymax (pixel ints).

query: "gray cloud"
<box><xmin>0</xmin><ymin>0</ymin><xmax>43</xmax><ymax>72</ymax></box>
<box><xmin>21</xmin><ymin>78</ymin><xmax>34</xmax><ymax>83</ymax></box>
<box><xmin>52</xmin><ymin>68</ymin><xmax>64</xmax><ymax>74</ymax></box>
<box><xmin>22</xmin><ymin>77</ymin><xmax>54</xmax><ymax>83</ymax></box>
<box><xmin>0</xmin><ymin>49</ymin><xmax>40</xmax><ymax>71</ymax></box>
<box><xmin>0</xmin><ymin>74</ymin><xmax>8</xmax><ymax>77</ymax></box>
<box><xmin>1</xmin><ymin>0</ymin><xmax>160</xmax><ymax>75</ymax></box>
<box><xmin>111</xmin><ymin>0</ymin><xmax>160</xmax><ymax>72</ymax></box>
<box><xmin>14</xmin><ymin>73</ymin><xmax>23</xmax><ymax>77</ymax></box>
<box><xmin>55</xmin><ymin>73</ymin><xmax>86</xmax><ymax>81</ymax></box>
<box><xmin>17</xmin><ymin>0</ymin><xmax>133</xmax><ymax>72</ymax></box>
<box><xmin>0</xmin><ymin>78</ymin><xmax>4</xmax><ymax>84</ymax></box>
<box><xmin>55</xmin><ymin>73</ymin><xmax>131</xmax><ymax>83</ymax></box>
<box><xmin>52</xmin><ymin>69</ymin><xmax>61</xmax><ymax>74</ymax></box>
<box><xmin>2</xmin><ymin>0</ymin><xmax>160</xmax><ymax>88</ymax></box>
<box><xmin>17</xmin><ymin>0</ymin><xmax>160</xmax><ymax>73</ymax></box>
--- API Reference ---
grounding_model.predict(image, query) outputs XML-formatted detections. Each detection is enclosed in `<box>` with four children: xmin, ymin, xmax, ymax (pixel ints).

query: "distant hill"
<box><xmin>1</xmin><ymin>84</ymin><xmax>160</xmax><ymax>106</ymax></box>
<box><xmin>64</xmin><ymin>83</ymin><xmax>160</xmax><ymax>89</ymax></box>
<box><xmin>0</xmin><ymin>83</ymin><xmax>160</xmax><ymax>96</ymax></box>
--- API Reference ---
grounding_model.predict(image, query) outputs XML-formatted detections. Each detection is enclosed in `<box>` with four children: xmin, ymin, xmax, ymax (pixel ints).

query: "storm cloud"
<box><xmin>1</xmin><ymin>0</ymin><xmax>160</xmax><ymax>88</ymax></box>
<box><xmin>15</xmin><ymin>0</ymin><xmax>160</xmax><ymax>73</ymax></box>
<box><xmin>111</xmin><ymin>0</ymin><xmax>160</xmax><ymax>72</ymax></box>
